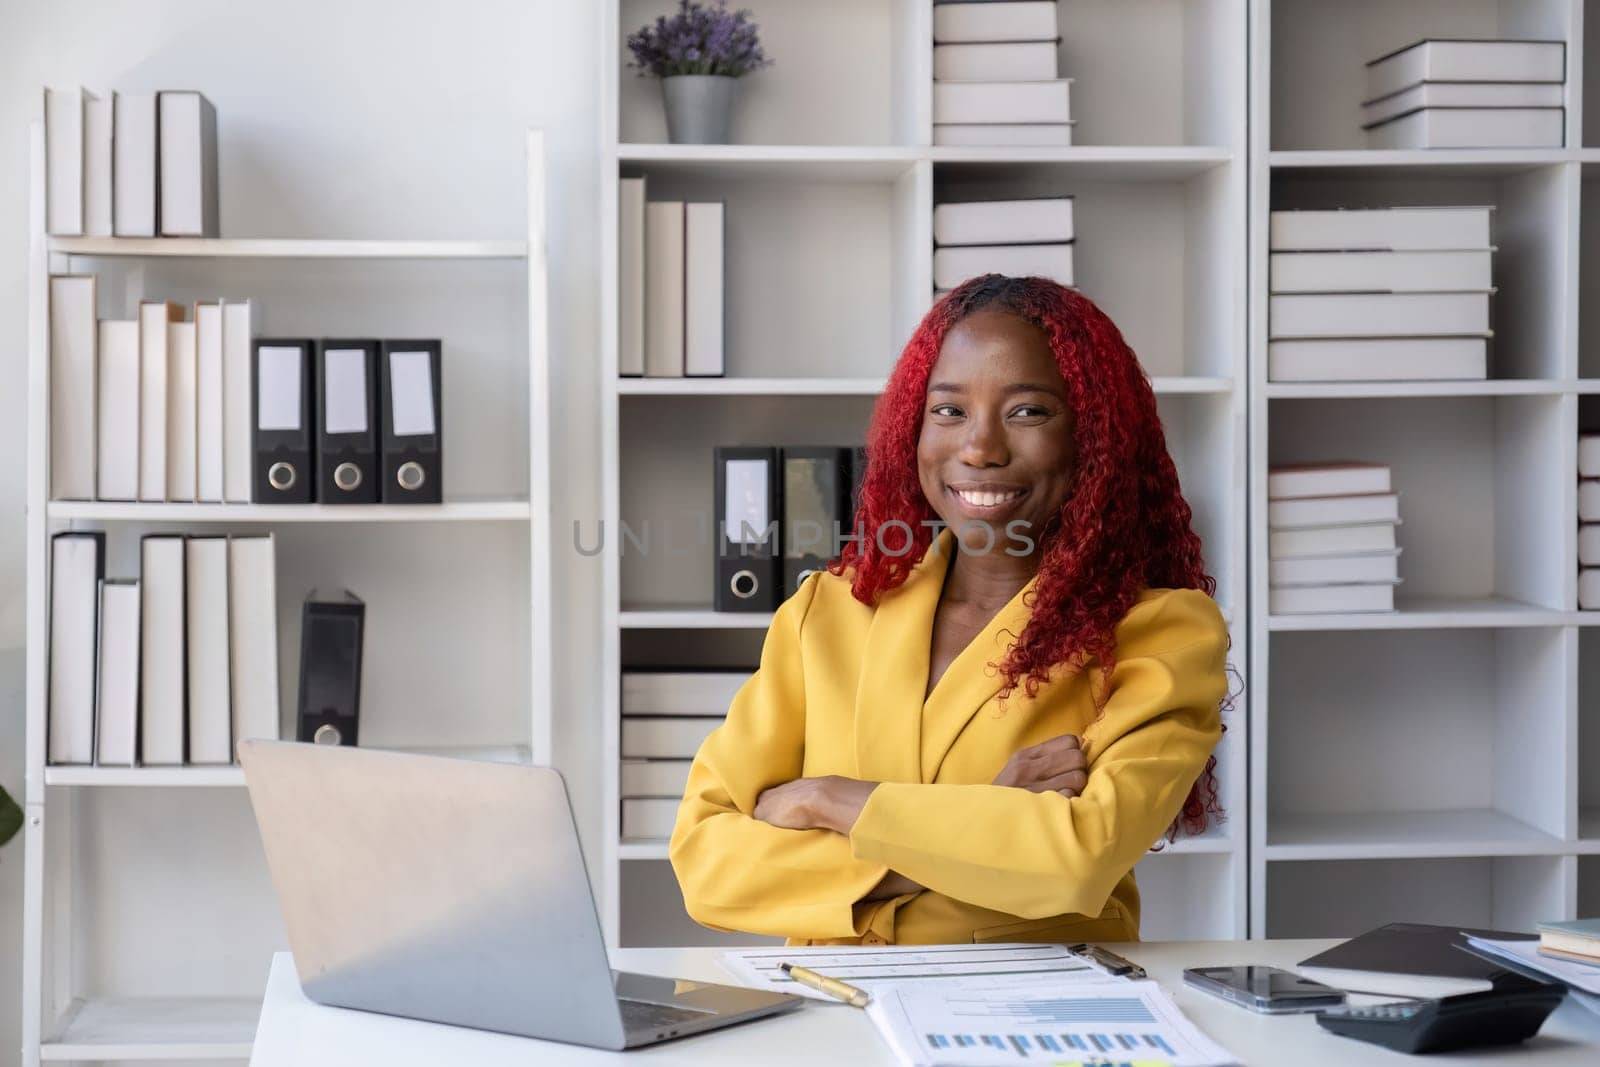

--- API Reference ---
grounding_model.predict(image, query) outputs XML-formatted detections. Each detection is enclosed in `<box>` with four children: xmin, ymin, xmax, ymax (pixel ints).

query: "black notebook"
<box><xmin>1298</xmin><ymin>923</ymin><xmax>1535</xmax><ymax>999</ymax></box>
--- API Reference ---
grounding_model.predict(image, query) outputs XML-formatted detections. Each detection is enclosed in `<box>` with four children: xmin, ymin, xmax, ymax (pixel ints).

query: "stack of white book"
<box><xmin>619</xmin><ymin>671</ymin><xmax>747</xmax><ymax>839</ymax></box>
<box><xmin>1581</xmin><ymin>434</ymin><xmax>1600</xmax><ymax>610</ymax></box>
<box><xmin>617</xmin><ymin>177</ymin><xmax>724</xmax><ymax>378</ymax></box>
<box><xmin>48</xmin><ymin>531</ymin><xmax>280</xmax><ymax>768</ymax></box>
<box><xmin>1361</xmin><ymin>39</ymin><xmax>1566</xmax><ymax>149</ymax></box>
<box><xmin>44</xmin><ymin>87</ymin><xmax>218</xmax><ymax>237</ymax></box>
<box><xmin>49</xmin><ymin>276</ymin><xmax>257</xmax><ymax>503</ymax></box>
<box><xmin>931</xmin><ymin>1</ymin><xmax>1073</xmax><ymax>146</ymax></box>
<box><xmin>1268</xmin><ymin>206</ymin><xmax>1493</xmax><ymax>382</ymax></box>
<box><xmin>932</xmin><ymin>196</ymin><xmax>1074</xmax><ymax>298</ymax></box>
<box><xmin>1268</xmin><ymin>463</ymin><xmax>1403</xmax><ymax>615</ymax></box>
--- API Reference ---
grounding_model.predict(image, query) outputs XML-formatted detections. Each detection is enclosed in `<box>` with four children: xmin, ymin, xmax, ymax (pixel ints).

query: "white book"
<box><xmin>1270</xmin><ymin>582</ymin><xmax>1397</xmax><ymax>615</ymax></box>
<box><xmin>933</xmin><ymin>123</ymin><xmax>1073</xmax><ymax>146</ymax></box>
<box><xmin>618</xmin><ymin>176</ymin><xmax>646</xmax><ymax>377</ymax></box>
<box><xmin>139</xmin><ymin>302</ymin><xmax>183</xmax><ymax>501</ymax></box>
<box><xmin>1366</xmin><ymin>40</ymin><xmax>1567</xmax><ymax>101</ymax></box>
<box><xmin>140</xmin><ymin>536</ymin><xmax>186</xmax><ymax>765</ymax></box>
<box><xmin>933</xmin><ymin>243</ymin><xmax>1073</xmax><ymax>290</ymax></box>
<box><xmin>186</xmin><ymin>538</ymin><xmax>232</xmax><ymax>764</ymax></box>
<box><xmin>1269</xmin><ymin>493</ymin><xmax>1401</xmax><ymax>529</ymax></box>
<box><xmin>1578</xmin><ymin>525</ymin><xmax>1600</xmax><ymax>566</ymax></box>
<box><xmin>1582</xmin><ymin>568</ymin><xmax>1600</xmax><ymax>611</ymax></box>
<box><xmin>621</xmin><ymin>797</ymin><xmax>681</xmax><ymax>840</ymax></box>
<box><xmin>222</xmin><ymin>299</ymin><xmax>254</xmax><ymax>502</ymax></box>
<box><xmin>1297</xmin><ymin>966</ymin><xmax>1490</xmax><ymax>1001</ymax></box>
<box><xmin>934</xmin><ymin>197</ymin><xmax>1074</xmax><ymax>247</ymax></box>
<box><xmin>934</xmin><ymin>42</ymin><xmax>1057</xmax><ymax>82</ymax></box>
<box><xmin>113</xmin><ymin>92</ymin><xmax>158</xmax><ymax>237</ymax></box>
<box><xmin>228</xmin><ymin>534</ymin><xmax>281</xmax><ymax>747</ymax></box>
<box><xmin>44</xmin><ymin>87</ymin><xmax>84</xmax><ymax>236</ymax></box>
<box><xmin>621</xmin><ymin>716</ymin><xmax>722</xmax><ymax>759</ymax></box>
<box><xmin>1268</xmin><ymin>291</ymin><xmax>1489</xmax><ymax>339</ymax></box>
<box><xmin>158</xmin><ymin>91</ymin><xmax>219</xmax><ymax>237</ymax></box>
<box><xmin>195</xmin><ymin>303</ymin><xmax>225</xmax><ymax>502</ymax></box>
<box><xmin>48</xmin><ymin>534</ymin><xmax>101</xmax><ymax>765</ymax></box>
<box><xmin>933</xmin><ymin>1</ymin><xmax>1058</xmax><ymax>43</ymax></box>
<box><xmin>621</xmin><ymin>759</ymin><xmax>695</xmax><ymax>798</ymax></box>
<box><xmin>685</xmin><ymin>202</ymin><xmax>725</xmax><ymax>377</ymax></box>
<box><xmin>1269</xmin><ymin>337</ymin><xmax>1487</xmax><ymax>382</ymax></box>
<box><xmin>1270</xmin><ymin>522</ymin><xmax>1398</xmax><ymax>560</ymax></box>
<box><xmin>1580</xmin><ymin>480</ymin><xmax>1600</xmax><ymax>522</ymax></box>
<box><xmin>82</xmin><ymin>91</ymin><xmax>112</xmax><ymax>237</ymax></box>
<box><xmin>644</xmin><ymin>201</ymin><xmax>685</xmax><ymax>377</ymax></box>
<box><xmin>1269</xmin><ymin>462</ymin><xmax>1392</xmax><ymax>500</ymax></box>
<box><xmin>1269</xmin><ymin>207</ymin><xmax>1493</xmax><ymax>252</ymax></box>
<box><xmin>1362</xmin><ymin>81</ymin><xmax>1565</xmax><ymax>126</ymax></box>
<box><xmin>1271</xmin><ymin>551</ymin><xmax>1401</xmax><ymax>587</ymax></box>
<box><xmin>166</xmin><ymin>321</ymin><xmax>198</xmax><ymax>502</ymax></box>
<box><xmin>1580</xmin><ymin>434</ymin><xmax>1600</xmax><ymax>478</ymax></box>
<box><xmin>96</xmin><ymin>320</ymin><xmax>140</xmax><ymax>501</ymax></box>
<box><xmin>1268</xmin><ymin>250</ymin><xmax>1493</xmax><ymax>294</ymax></box>
<box><xmin>1366</xmin><ymin>107</ymin><xmax>1564</xmax><ymax>150</ymax></box>
<box><xmin>622</xmin><ymin>672</ymin><xmax>749</xmax><ymax>716</ymax></box>
<box><xmin>49</xmin><ymin>274</ymin><xmax>97</xmax><ymax>501</ymax></box>
<box><xmin>94</xmin><ymin>580</ymin><xmax>140</xmax><ymax>767</ymax></box>
<box><xmin>933</xmin><ymin>80</ymin><xmax>1072</xmax><ymax>125</ymax></box>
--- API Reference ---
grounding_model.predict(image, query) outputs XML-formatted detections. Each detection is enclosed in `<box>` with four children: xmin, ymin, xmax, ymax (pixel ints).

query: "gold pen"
<box><xmin>780</xmin><ymin>962</ymin><xmax>872</xmax><ymax>1007</ymax></box>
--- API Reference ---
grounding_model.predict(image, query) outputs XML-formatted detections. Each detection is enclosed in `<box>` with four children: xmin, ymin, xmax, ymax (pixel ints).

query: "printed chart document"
<box><xmin>719</xmin><ymin>944</ymin><xmax>1109</xmax><ymax>1001</ymax></box>
<box><xmin>866</xmin><ymin>979</ymin><xmax>1237</xmax><ymax>1067</ymax></box>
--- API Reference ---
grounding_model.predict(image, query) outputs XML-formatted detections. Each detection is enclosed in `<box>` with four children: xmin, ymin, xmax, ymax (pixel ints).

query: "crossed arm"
<box><xmin>667</xmin><ymin>578</ymin><xmax>1227</xmax><ymax>940</ymax></box>
<box><xmin>751</xmin><ymin>734</ymin><xmax>1092</xmax><ymax>900</ymax></box>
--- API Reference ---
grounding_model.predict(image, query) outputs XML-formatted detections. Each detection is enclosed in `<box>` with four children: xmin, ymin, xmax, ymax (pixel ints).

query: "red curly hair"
<box><xmin>829</xmin><ymin>274</ymin><xmax>1224</xmax><ymax>839</ymax></box>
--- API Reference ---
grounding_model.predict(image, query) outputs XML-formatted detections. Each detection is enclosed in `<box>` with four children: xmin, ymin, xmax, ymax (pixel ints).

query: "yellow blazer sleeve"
<box><xmin>846</xmin><ymin>589</ymin><xmax>1227</xmax><ymax>921</ymax></box>
<box><xmin>668</xmin><ymin>575</ymin><xmax>891</xmax><ymax>939</ymax></box>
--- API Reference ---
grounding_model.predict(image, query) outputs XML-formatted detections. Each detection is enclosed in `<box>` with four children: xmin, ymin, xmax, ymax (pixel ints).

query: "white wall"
<box><xmin>0</xmin><ymin>0</ymin><xmax>607</xmax><ymax>1055</ymax></box>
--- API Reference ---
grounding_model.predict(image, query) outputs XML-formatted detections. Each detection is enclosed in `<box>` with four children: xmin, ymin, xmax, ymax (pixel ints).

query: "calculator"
<box><xmin>1314</xmin><ymin>981</ymin><xmax>1566</xmax><ymax>1053</ymax></box>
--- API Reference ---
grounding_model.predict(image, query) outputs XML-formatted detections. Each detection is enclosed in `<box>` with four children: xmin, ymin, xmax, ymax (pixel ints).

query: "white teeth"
<box><xmin>955</xmin><ymin>489</ymin><xmax>1022</xmax><ymax>508</ymax></box>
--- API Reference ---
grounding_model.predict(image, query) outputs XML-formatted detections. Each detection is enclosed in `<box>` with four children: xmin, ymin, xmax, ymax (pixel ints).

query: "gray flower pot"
<box><xmin>662</xmin><ymin>75</ymin><xmax>737</xmax><ymax>144</ymax></box>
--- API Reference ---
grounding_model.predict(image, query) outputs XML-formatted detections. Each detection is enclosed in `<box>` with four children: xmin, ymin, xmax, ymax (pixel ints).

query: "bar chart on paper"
<box><xmin>867</xmin><ymin>981</ymin><xmax>1236</xmax><ymax>1067</ymax></box>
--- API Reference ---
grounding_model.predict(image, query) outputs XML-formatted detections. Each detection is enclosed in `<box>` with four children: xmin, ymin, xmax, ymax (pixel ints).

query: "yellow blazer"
<box><xmin>669</xmin><ymin>529</ymin><xmax>1228</xmax><ymax>946</ymax></box>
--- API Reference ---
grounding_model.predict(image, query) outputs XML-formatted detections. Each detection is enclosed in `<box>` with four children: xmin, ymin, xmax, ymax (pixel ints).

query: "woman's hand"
<box><xmin>992</xmin><ymin>734</ymin><xmax>1088</xmax><ymax>797</ymax></box>
<box><xmin>753</xmin><ymin>775</ymin><xmax>878</xmax><ymax>834</ymax></box>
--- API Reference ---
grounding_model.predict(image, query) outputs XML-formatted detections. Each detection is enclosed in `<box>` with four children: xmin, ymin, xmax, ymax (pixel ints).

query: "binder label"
<box><xmin>323</xmin><ymin>348</ymin><xmax>370</xmax><ymax>434</ymax></box>
<box><xmin>258</xmin><ymin>346</ymin><xmax>304</xmax><ymax>430</ymax></box>
<box><xmin>388</xmin><ymin>350</ymin><xmax>437</xmax><ymax>436</ymax></box>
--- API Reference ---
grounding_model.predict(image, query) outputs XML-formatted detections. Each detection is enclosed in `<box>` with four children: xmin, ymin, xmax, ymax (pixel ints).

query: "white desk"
<box><xmin>249</xmin><ymin>939</ymin><xmax>1600</xmax><ymax>1066</ymax></box>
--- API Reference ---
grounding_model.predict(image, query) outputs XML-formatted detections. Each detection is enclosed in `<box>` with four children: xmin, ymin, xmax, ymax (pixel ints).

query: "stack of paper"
<box><xmin>1583</xmin><ymin>434</ymin><xmax>1600</xmax><ymax>610</ymax></box>
<box><xmin>1464</xmin><ymin>935</ymin><xmax>1600</xmax><ymax>1019</ymax></box>
<box><xmin>44</xmin><ymin>87</ymin><xmax>218</xmax><ymax>237</ymax></box>
<box><xmin>932</xmin><ymin>197</ymin><xmax>1074</xmax><ymax>298</ymax></box>
<box><xmin>1268</xmin><ymin>206</ymin><xmax>1494</xmax><ymax>382</ymax></box>
<box><xmin>46</xmin><ymin>531</ymin><xmax>280</xmax><ymax>768</ymax></box>
<box><xmin>619</xmin><ymin>671</ymin><xmax>746</xmax><ymax>838</ymax></box>
<box><xmin>48</xmin><ymin>277</ymin><xmax>257</xmax><ymax>504</ymax></box>
<box><xmin>1361</xmin><ymin>40</ymin><xmax>1566</xmax><ymax>149</ymax></box>
<box><xmin>932</xmin><ymin>2</ymin><xmax>1073</xmax><ymax>146</ymax></box>
<box><xmin>719</xmin><ymin>945</ymin><xmax>1238</xmax><ymax>1065</ymax></box>
<box><xmin>618</xmin><ymin>177</ymin><xmax>724</xmax><ymax>378</ymax></box>
<box><xmin>1268</xmin><ymin>462</ymin><xmax>1402</xmax><ymax>615</ymax></box>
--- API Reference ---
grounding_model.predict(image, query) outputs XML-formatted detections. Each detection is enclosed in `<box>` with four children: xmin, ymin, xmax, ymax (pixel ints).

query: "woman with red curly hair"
<box><xmin>669</xmin><ymin>274</ymin><xmax>1229</xmax><ymax>945</ymax></box>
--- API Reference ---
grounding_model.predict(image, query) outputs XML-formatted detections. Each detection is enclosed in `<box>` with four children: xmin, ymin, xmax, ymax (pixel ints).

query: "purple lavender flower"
<box><xmin>626</xmin><ymin>0</ymin><xmax>773</xmax><ymax>78</ymax></box>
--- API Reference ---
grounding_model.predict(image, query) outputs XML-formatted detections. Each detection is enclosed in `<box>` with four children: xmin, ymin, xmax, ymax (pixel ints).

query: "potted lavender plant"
<box><xmin>626</xmin><ymin>0</ymin><xmax>772</xmax><ymax>144</ymax></box>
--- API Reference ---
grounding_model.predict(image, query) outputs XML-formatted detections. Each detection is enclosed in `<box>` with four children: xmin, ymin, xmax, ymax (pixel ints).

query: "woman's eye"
<box><xmin>1012</xmin><ymin>405</ymin><xmax>1050</xmax><ymax>418</ymax></box>
<box><xmin>930</xmin><ymin>404</ymin><xmax>962</xmax><ymax>417</ymax></box>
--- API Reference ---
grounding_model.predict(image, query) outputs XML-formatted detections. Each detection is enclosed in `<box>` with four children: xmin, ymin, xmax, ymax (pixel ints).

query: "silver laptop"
<box><xmin>239</xmin><ymin>740</ymin><xmax>802</xmax><ymax>1049</ymax></box>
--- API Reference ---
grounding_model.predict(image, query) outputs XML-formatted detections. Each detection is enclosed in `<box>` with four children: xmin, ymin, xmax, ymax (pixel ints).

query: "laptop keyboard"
<box><xmin>620</xmin><ymin>998</ymin><xmax>715</xmax><ymax>1030</ymax></box>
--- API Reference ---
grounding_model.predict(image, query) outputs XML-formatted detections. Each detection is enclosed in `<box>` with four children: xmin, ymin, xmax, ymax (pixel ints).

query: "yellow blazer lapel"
<box><xmin>919</xmin><ymin>571</ymin><xmax>1038</xmax><ymax>783</ymax></box>
<box><xmin>852</xmin><ymin>531</ymin><xmax>953</xmax><ymax>784</ymax></box>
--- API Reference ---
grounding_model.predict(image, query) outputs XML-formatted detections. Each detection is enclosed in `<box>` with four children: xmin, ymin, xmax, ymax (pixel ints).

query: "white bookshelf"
<box><xmin>1249</xmin><ymin>0</ymin><xmax>1600</xmax><ymax>938</ymax></box>
<box><xmin>599</xmin><ymin>0</ymin><xmax>1248</xmax><ymax>947</ymax></box>
<box><xmin>19</xmin><ymin>128</ymin><xmax>553</xmax><ymax>1065</ymax></box>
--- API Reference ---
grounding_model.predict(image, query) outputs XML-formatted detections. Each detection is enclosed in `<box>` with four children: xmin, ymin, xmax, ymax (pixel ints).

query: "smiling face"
<box><xmin>917</xmin><ymin>308</ymin><xmax>1078</xmax><ymax>559</ymax></box>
